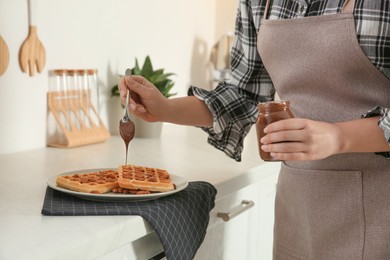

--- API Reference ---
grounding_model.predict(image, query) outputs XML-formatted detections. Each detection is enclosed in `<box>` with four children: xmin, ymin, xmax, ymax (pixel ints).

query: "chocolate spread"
<box><xmin>256</xmin><ymin>100</ymin><xmax>294</xmax><ymax>161</ymax></box>
<box><xmin>119</xmin><ymin>120</ymin><xmax>135</xmax><ymax>165</ymax></box>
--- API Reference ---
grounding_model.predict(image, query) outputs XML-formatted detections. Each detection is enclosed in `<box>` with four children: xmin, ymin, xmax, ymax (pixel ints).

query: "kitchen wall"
<box><xmin>0</xmin><ymin>0</ymin><xmax>237</xmax><ymax>155</ymax></box>
<box><xmin>215</xmin><ymin>0</ymin><xmax>237</xmax><ymax>39</ymax></box>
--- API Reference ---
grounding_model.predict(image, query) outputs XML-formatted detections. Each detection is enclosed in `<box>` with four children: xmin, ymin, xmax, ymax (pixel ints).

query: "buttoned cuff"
<box><xmin>188</xmin><ymin>82</ymin><xmax>258</xmax><ymax>161</ymax></box>
<box><xmin>362</xmin><ymin>106</ymin><xmax>390</xmax><ymax>158</ymax></box>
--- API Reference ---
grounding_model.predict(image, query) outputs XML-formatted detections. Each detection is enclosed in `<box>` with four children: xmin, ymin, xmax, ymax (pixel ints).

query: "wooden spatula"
<box><xmin>0</xmin><ymin>34</ymin><xmax>9</xmax><ymax>76</ymax></box>
<box><xmin>19</xmin><ymin>0</ymin><xmax>46</xmax><ymax>77</ymax></box>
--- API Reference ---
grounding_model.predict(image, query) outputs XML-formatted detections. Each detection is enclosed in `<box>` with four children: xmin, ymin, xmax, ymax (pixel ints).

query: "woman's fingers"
<box><xmin>264</xmin><ymin>118</ymin><xmax>306</xmax><ymax>133</ymax></box>
<box><xmin>260</xmin><ymin>129</ymin><xmax>304</xmax><ymax>144</ymax></box>
<box><xmin>121</xmin><ymin>76</ymin><xmax>152</xmax><ymax>113</ymax></box>
<box><xmin>270</xmin><ymin>152</ymin><xmax>307</xmax><ymax>161</ymax></box>
<box><xmin>261</xmin><ymin>141</ymin><xmax>306</xmax><ymax>153</ymax></box>
<box><xmin>125</xmin><ymin>75</ymin><xmax>152</xmax><ymax>95</ymax></box>
<box><xmin>129</xmin><ymin>75</ymin><xmax>150</xmax><ymax>85</ymax></box>
<box><xmin>129</xmin><ymin>100</ymin><xmax>146</xmax><ymax>114</ymax></box>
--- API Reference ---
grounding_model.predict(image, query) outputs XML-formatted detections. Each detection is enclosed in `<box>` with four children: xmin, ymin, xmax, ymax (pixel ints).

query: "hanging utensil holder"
<box><xmin>47</xmin><ymin>69</ymin><xmax>110</xmax><ymax>148</ymax></box>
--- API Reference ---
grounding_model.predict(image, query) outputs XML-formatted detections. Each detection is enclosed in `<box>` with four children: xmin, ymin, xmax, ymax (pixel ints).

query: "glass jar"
<box><xmin>256</xmin><ymin>100</ymin><xmax>294</xmax><ymax>161</ymax></box>
<box><xmin>86</xmin><ymin>69</ymin><xmax>99</xmax><ymax>114</ymax></box>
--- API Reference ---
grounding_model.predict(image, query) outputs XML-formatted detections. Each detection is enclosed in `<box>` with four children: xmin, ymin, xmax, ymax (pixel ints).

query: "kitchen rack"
<box><xmin>47</xmin><ymin>69</ymin><xmax>110</xmax><ymax>147</ymax></box>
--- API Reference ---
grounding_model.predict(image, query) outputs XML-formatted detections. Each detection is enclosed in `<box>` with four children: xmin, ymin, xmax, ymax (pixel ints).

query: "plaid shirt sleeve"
<box><xmin>188</xmin><ymin>0</ymin><xmax>275</xmax><ymax>162</ymax></box>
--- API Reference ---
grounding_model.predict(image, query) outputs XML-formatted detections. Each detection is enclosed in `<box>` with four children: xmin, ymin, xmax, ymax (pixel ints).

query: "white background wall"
<box><xmin>0</xmin><ymin>0</ymin><xmax>237</xmax><ymax>155</ymax></box>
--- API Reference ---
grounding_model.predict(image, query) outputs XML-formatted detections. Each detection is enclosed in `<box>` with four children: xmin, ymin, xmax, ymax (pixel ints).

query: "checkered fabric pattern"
<box><xmin>42</xmin><ymin>181</ymin><xmax>217</xmax><ymax>260</ymax></box>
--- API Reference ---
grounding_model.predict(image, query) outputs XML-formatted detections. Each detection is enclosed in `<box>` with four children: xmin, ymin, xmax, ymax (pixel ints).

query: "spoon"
<box><xmin>122</xmin><ymin>68</ymin><xmax>134</xmax><ymax>123</ymax></box>
<box><xmin>119</xmin><ymin>69</ymin><xmax>135</xmax><ymax>165</ymax></box>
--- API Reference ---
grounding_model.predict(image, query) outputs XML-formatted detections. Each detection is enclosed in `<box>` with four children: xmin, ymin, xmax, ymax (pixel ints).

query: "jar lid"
<box><xmin>258</xmin><ymin>100</ymin><xmax>291</xmax><ymax>112</ymax></box>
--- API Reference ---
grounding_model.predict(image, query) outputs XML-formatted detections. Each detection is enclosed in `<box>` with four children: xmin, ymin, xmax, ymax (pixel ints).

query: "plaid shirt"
<box><xmin>189</xmin><ymin>0</ymin><xmax>390</xmax><ymax>161</ymax></box>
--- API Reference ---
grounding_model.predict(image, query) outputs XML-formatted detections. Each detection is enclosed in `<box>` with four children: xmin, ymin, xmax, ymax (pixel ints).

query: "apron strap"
<box><xmin>264</xmin><ymin>0</ymin><xmax>355</xmax><ymax>19</ymax></box>
<box><xmin>341</xmin><ymin>0</ymin><xmax>356</xmax><ymax>14</ymax></box>
<box><xmin>264</xmin><ymin>0</ymin><xmax>271</xmax><ymax>20</ymax></box>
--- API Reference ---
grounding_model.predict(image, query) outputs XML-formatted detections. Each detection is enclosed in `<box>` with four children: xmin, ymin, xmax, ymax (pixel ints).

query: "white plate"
<box><xmin>47</xmin><ymin>168</ymin><xmax>189</xmax><ymax>202</ymax></box>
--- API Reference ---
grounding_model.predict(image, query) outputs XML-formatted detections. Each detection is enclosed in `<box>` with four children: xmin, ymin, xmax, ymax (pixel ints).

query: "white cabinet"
<box><xmin>95</xmin><ymin>165</ymin><xmax>280</xmax><ymax>260</ymax></box>
<box><xmin>97</xmin><ymin>232</ymin><xmax>164</xmax><ymax>260</ymax></box>
<box><xmin>195</xmin><ymin>170</ymin><xmax>279</xmax><ymax>260</ymax></box>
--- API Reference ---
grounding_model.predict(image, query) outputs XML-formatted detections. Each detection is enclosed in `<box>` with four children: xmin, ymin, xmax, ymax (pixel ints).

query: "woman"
<box><xmin>119</xmin><ymin>0</ymin><xmax>390</xmax><ymax>258</ymax></box>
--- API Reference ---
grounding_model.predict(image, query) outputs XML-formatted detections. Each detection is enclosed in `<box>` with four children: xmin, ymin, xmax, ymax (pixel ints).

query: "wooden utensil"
<box><xmin>0</xmin><ymin>34</ymin><xmax>9</xmax><ymax>76</ymax></box>
<box><xmin>19</xmin><ymin>0</ymin><xmax>46</xmax><ymax>77</ymax></box>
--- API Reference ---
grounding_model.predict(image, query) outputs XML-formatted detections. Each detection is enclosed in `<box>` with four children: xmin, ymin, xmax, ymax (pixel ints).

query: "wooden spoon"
<box><xmin>0</xmin><ymin>34</ymin><xmax>9</xmax><ymax>76</ymax></box>
<box><xmin>19</xmin><ymin>0</ymin><xmax>46</xmax><ymax>77</ymax></box>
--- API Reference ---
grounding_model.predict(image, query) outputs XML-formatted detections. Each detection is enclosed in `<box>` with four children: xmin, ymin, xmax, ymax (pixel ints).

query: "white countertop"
<box><xmin>0</xmin><ymin>124</ymin><xmax>278</xmax><ymax>260</ymax></box>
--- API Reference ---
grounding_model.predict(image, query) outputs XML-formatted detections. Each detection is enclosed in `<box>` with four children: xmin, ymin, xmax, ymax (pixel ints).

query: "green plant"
<box><xmin>111</xmin><ymin>55</ymin><xmax>177</xmax><ymax>99</ymax></box>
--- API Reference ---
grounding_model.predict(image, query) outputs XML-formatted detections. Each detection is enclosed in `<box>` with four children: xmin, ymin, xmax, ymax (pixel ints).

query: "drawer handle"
<box><xmin>217</xmin><ymin>200</ymin><xmax>255</xmax><ymax>222</ymax></box>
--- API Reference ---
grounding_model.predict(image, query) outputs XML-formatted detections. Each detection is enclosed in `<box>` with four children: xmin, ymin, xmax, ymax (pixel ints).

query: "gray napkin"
<box><xmin>41</xmin><ymin>181</ymin><xmax>217</xmax><ymax>260</ymax></box>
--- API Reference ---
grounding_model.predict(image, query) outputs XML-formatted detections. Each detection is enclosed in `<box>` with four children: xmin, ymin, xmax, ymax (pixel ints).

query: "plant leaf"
<box><xmin>154</xmin><ymin>69</ymin><xmax>164</xmax><ymax>75</ymax></box>
<box><xmin>132</xmin><ymin>58</ymin><xmax>142</xmax><ymax>75</ymax></box>
<box><xmin>111</xmin><ymin>85</ymin><xmax>120</xmax><ymax>97</ymax></box>
<box><xmin>141</xmin><ymin>56</ymin><xmax>154</xmax><ymax>78</ymax></box>
<box><xmin>118</xmin><ymin>55</ymin><xmax>177</xmax><ymax>98</ymax></box>
<box><xmin>154</xmin><ymin>73</ymin><xmax>175</xmax><ymax>84</ymax></box>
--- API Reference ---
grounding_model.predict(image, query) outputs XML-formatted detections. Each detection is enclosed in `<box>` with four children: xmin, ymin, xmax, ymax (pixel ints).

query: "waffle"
<box><xmin>118</xmin><ymin>164</ymin><xmax>175</xmax><ymax>192</ymax></box>
<box><xmin>111</xmin><ymin>187</ymin><xmax>151</xmax><ymax>195</ymax></box>
<box><xmin>56</xmin><ymin>170</ymin><xmax>119</xmax><ymax>194</ymax></box>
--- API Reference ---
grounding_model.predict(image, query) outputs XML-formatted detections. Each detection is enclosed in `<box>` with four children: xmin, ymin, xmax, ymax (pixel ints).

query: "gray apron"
<box><xmin>257</xmin><ymin>0</ymin><xmax>390</xmax><ymax>259</ymax></box>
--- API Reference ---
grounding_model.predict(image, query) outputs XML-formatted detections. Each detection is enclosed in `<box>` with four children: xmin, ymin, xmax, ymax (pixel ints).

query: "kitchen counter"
<box><xmin>0</xmin><ymin>123</ymin><xmax>279</xmax><ymax>259</ymax></box>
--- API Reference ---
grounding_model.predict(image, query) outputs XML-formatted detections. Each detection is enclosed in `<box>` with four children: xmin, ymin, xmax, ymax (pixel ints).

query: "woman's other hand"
<box><xmin>260</xmin><ymin>118</ymin><xmax>341</xmax><ymax>161</ymax></box>
<box><xmin>260</xmin><ymin>116</ymin><xmax>390</xmax><ymax>161</ymax></box>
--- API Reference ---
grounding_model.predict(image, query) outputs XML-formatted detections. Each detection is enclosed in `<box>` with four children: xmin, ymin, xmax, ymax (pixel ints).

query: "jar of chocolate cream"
<box><xmin>256</xmin><ymin>100</ymin><xmax>294</xmax><ymax>161</ymax></box>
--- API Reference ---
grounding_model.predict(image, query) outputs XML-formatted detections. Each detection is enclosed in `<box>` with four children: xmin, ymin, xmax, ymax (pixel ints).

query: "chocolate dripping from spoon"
<box><xmin>119</xmin><ymin>69</ymin><xmax>135</xmax><ymax>165</ymax></box>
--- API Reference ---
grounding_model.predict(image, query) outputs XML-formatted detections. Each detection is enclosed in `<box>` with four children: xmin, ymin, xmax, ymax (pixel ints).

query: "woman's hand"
<box><xmin>118</xmin><ymin>75</ymin><xmax>168</xmax><ymax>122</ymax></box>
<box><xmin>260</xmin><ymin>116</ymin><xmax>390</xmax><ymax>161</ymax></box>
<box><xmin>118</xmin><ymin>75</ymin><xmax>213</xmax><ymax>127</ymax></box>
<box><xmin>260</xmin><ymin>118</ymin><xmax>342</xmax><ymax>161</ymax></box>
